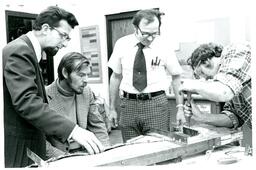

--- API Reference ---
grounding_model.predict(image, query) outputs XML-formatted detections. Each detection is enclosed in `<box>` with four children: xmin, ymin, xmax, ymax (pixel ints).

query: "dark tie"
<box><xmin>133</xmin><ymin>43</ymin><xmax>147</xmax><ymax>91</ymax></box>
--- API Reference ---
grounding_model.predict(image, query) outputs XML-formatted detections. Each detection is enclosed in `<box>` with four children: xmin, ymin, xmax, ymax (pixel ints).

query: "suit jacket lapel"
<box><xmin>20</xmin><ymin>35</ymin><xmax>48</xmax><ymax>103</ymax></box>
<box><xmin>76</xmin><ymin>94</ymin><xmax>89</xmax><ymax>128</ymax></box>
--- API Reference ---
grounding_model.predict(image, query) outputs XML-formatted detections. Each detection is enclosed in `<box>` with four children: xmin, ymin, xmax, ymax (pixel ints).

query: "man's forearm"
<box><xmin>109</xmin><ymin>73</ymin><xmax>122</xmax><ymax>110</ymax></box>
<box><xmin>203</xmin><ymin>113</ymin><xmax>233</xmax><ymax>128</ymax></box>
<box><xmin>87</xmin><ymin>109</ymin><xmax>111</xmax><ymax>147</ymax></box>
<box><xmin>193</xmin><ymin>81</ymin><xmax>234</xmax><ymax>102</ymax></box>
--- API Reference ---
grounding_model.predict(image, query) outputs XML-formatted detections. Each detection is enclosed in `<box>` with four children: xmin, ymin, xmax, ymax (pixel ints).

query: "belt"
<box><xmin>123</xmin><ymin>90</ymin><xmax>165</xmax><ymax>100</ymax></box>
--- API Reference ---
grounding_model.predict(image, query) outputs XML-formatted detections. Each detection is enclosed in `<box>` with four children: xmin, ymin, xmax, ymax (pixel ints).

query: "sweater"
<box><xmin>45</xmin><ymin>79</ymin><xmax>110</xmax><ymax>158</ymax></box>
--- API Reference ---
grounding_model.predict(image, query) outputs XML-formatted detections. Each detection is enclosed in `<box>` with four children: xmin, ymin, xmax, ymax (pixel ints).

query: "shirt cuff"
<box><xmin>221</xmin><ymin>110</ymin><xmax>239</xmax><ymax>129</ymax></box>
<box><xmin>68</xmin><ymin>125</ymin><xmax>79</xmax><ymax>142</ymax></box>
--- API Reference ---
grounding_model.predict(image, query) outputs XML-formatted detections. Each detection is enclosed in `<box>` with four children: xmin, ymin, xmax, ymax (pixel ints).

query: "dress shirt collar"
<box><xmin>26</xmin><ymin>31</ymin><xmax>42</xmax><ymax>62</ymax></box>
<box><xmin>133</xmin><ymin>34</ymin><xmax>141</xmax><ymax>47</ymax></box>
<box><xmin>133</xmin><ymin>33</ymin><xmax>155</xmax><ymax>49</ymax></box>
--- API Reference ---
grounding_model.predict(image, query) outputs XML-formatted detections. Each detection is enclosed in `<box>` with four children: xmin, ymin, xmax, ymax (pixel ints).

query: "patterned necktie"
<box><xmin>133</xmin><ymin>43</ymin><xmax>147</xmax><ymax>91</ymax></box>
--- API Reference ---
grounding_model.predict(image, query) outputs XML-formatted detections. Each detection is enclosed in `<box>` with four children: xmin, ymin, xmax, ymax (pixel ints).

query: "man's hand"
<box><xmin>183</xmin><ymin>99</ymin><xmax>207</xmax><ymax>123</ymax></box>
<box><xmin>176</xmin><ymin>107</ymin><xmax>186</xmax><ymax>125</ymax></box>
<box><xmin>108</xmin><ymin>109</ymin><xmax>118</xmax><ymax>128</ymax></box>
<box><xmin>71</xmin><ymin>126</ymin><xmax>105</xmax><ymax>155</ymax></box>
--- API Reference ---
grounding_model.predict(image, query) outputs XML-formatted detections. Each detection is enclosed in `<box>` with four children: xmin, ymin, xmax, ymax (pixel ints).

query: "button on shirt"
<box><xmin>108</xmin><ymin>34</ymin><xmax>183</xmax><ymax>93</ymax></box>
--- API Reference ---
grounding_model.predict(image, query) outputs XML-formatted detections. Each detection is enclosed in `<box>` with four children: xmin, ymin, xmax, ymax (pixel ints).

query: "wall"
<box><xmin>1</xmin><ymin>0</ymin><xmax>253</xmax><ymax>103</ymax></box>
<box><xmin>52</xmin><ymin>0</ymin><xmax>163</xmax><ymax>102</ymax></box>
<box><xmin>0</xmin><ymin>0</ymin><xmax>164</xmax><ymax>104</ymax></box>
<box><xmin>0</xmin><ymin>0</ymin><xmax>255</xmax><ymax>167</ymax></box>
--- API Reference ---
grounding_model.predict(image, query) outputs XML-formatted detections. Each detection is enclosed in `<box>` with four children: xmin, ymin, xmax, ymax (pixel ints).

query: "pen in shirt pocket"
<box><xmin>151</xmin><ymin>56</ymin><xmax>161</xmax><ymax>66</ymax></box>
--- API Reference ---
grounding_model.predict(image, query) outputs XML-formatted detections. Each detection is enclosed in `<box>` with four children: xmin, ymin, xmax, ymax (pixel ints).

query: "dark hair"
<box><xmin>58</xmin><ymin>52</ymin><xmax>90</xmax><ymax>80</ymax></box>
<box><xmin>33</xmin><ymin>6</ymin><xmax>79</xmax><ymax>30</ymax></box>
<box><xmin>132</xmin><ymin>9</ymin><xmax>164</xmax><ymax>28</ymax></box>
<box><xmin>187</xmin><ymin>43</ymin><xmax>223</xmax><ymax>69</ymax></box>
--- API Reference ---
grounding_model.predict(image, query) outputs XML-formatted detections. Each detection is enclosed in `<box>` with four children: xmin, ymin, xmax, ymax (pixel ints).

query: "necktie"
<box><xmin>133</xmin><ymin>43</ymin><xmax>147</xmax><ymax>91</ymax></box>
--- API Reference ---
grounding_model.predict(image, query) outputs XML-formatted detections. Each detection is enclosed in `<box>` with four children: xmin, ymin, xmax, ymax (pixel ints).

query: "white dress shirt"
<box><xmin>108</xmin><ymin>34</ymin><xmax>183</xmax><ymax>93</ymax></box>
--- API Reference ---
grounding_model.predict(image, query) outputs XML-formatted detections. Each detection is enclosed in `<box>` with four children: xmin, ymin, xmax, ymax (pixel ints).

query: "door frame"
<box><xmin>5</xmin><ymin>10</ymin><xmax>54</xmax><ymax>85</ymax></box>
<box><xmin>105</xmin><ymin>10</ymin><xmax>138</xmax><ymax>79</ymax></box>
<box><xmin>106</xmin><ymin>10</ymin><xmax>138</xmax><ymax>60</ymax></box>
<box><xmin>5</xmin><ymin>10</ymin><xmax>37</xmax><ymax>43</ymax></box>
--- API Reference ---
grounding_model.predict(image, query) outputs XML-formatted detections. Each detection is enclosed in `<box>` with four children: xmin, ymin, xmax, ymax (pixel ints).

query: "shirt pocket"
<box><xmin>147</xmin><ymin>62</ymin><xmax>166</xmax><ymax>85</ymax></box>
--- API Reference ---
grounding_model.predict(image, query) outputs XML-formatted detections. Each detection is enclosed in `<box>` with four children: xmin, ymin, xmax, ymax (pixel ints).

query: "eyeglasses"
<box><xmin>192</xmin><ymin>60</ymin><xmax>202</xmax><ymax>79</ymax></box>
<box><xmin>187</xmin><ymin>58</ymin><xmax>201</xmax><ymax>79</ymax></box>
<box><xmin>51</xmin><ymin>27</ymin><xmax>71</xmax><ymax>41</ymax></box>
<box><xmin>137</xmin><ymin>27</ymin><xmax>160</xmax><ymax>38</ymax></box>
<box><xmin>193</xmin><ymin>60</ymin><xmax>211</xmax><ymax>80</ymax></box>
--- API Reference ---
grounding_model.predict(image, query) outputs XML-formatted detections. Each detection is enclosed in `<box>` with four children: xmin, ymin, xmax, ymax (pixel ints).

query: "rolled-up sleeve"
<box><xmin>108</xmin><ymin>39</ymin><xmax>122</xmax><ymax>74</ymax></box>
<box><xmin>221</xmin><ymin>101</ymin><xmax>243</xmax><ymax>129</ymax></box>
<box><xmin>165</xmin><ymin>48</ymin><xmax>183</xmax><ymax>76</ymax></box>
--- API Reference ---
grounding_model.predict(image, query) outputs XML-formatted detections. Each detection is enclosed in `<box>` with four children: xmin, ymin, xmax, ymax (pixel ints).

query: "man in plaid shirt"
<box><xmin>180</xmin><ymin>43</ymin><xmax>251</xmax><ymax>147</ymax></box>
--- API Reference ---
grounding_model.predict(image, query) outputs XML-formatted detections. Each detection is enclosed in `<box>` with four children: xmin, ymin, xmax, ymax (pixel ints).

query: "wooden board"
<box><xmin>47</xmin><ymin>124</ymin><xmax>243</xmax><ymax>167</ymax></box>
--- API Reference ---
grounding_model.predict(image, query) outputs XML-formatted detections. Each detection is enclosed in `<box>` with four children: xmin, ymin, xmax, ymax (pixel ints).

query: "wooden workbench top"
<box><xmin>47</xmin><ymin>124</ymin><xmax>243</xmax><ymax>167</ymax></box>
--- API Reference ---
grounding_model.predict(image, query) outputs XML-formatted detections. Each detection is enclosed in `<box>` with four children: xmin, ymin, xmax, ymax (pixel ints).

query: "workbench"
<box><xmin>165</xmin><ymin>145</ymin><xmax>253</xmax><ymax>167</ymax></box>
<box><xmin>46</xmin><ymin>123</ymin><xmax>245</xmax><ymax>167</ymax></box>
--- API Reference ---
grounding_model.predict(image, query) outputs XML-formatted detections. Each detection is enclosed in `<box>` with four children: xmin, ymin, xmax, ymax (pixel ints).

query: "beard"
<box><xmin>66</xmin><ymin>76</ymin><xmax>85</xmax><ymax>94</ymax></box>
<box><xmin>43</xmin><ymin>47</ymin><xmax>59</xmax><ymax>57</ymax></box>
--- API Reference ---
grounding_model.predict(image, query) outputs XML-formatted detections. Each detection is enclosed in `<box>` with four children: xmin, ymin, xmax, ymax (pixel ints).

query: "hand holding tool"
<box><xmin>185</xmin><ymin>92</ymin><xmax>193</xmax><ymax>127</ymax></box>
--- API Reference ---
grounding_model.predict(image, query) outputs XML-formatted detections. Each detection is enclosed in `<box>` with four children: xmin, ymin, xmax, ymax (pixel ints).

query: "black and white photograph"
<box><xmin>0</xmin><ymin>0</ymin><xmax>255</xmax><ymax>168</ymax></box>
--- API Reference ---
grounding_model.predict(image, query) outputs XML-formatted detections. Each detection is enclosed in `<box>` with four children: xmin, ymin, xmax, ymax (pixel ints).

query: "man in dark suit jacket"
<box><xmin>2</xmin><ymin>6</ymin><xmax>104</xmax><ymax>167</ymax></box>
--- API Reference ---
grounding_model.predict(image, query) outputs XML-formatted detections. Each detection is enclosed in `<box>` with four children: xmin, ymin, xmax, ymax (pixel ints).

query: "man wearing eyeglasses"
<box><xmin>2</xmin><ymin>6</ymin><xmax>104</xmax><ymax>167</ymax></box>
<box><xmin>108</xmin><ymin>9</ymin><xmax>184</xmax><ymax>142</ymax></box>
<box><xmin>43</xmin><ymin>26</ymin><xmax>72</xmax><ymax>56</ymax></box>
<box><xmin>180</xmin><ymin>43</ymin><xmax>251</xmax><ymax>147</ymax></box>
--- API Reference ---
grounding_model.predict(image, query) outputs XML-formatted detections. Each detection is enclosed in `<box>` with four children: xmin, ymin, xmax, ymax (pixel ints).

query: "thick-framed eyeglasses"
<box><xmin>187</xmin><ymin>58</ymin><xmax>201</xmax><ymax>79</ymax></box>
<box><xmin>51</xmin><ymin>27</ymin><xmax>71</xmax><ymax>41</ymax></box>
<box><xmin>137</xmin><ymin>27</ymin><xmax>160</xmax><ymax>38</ymax></box>
<box><xmin>192</xmin><ymin>60</ymin><xmax>203</xmax><ymax>79</ymax></box>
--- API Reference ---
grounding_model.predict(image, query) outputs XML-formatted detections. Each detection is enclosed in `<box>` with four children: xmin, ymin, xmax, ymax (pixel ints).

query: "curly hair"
<box><xmin>187</xmin><ymin>43</ymin><xmax>223</xmax><ymax>69</ymax></box>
